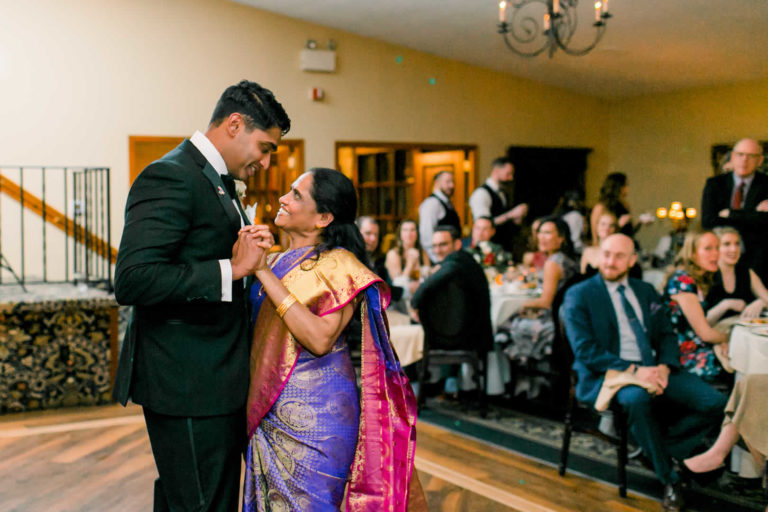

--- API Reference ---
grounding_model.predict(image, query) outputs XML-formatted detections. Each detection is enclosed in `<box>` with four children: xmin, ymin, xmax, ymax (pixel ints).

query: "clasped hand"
<box><xmin>635</xmin><ymin>364</ymin><xmax>670</xmax><ymax>395</ymax></box>
<box><xmin>231</xmin><ymin>224</ymin><xmax>274</xmax><ymax>280</ymax></box>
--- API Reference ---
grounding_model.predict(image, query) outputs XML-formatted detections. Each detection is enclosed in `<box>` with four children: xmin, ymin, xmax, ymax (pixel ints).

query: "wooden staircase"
<box><xmin>0</xmin><ymin>174</ymin><xmax>117</xmax><ymax>263</ymax></box>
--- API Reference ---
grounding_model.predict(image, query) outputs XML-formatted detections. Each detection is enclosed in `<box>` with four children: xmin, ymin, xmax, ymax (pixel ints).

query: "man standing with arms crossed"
<box><xmin>113</xmin><ymin>80</ymin><xmax>290</xmax><ymax>511</ymax></box>
<box><xmin>701</xmin><ymin>138</ymin><xmax>768</xmax><ymax>281</ymax></box>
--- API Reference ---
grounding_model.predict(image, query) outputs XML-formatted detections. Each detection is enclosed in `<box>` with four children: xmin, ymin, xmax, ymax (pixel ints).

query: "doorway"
<box><xmin>336</xmin><ymin>142</ymin><xmax>477</xmax><ymax>242</ymax></box>
<box><xmin>506</xmin><ymin>145</ymin><xmax>591</xmax><ymax>220</ymax></box>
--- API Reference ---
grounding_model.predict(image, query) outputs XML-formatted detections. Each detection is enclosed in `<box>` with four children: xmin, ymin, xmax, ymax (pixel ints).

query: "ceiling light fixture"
<box><xmin>497</xmin><ymin>0</ymin><xmax>611</xmax><ymax>58</ymax></box>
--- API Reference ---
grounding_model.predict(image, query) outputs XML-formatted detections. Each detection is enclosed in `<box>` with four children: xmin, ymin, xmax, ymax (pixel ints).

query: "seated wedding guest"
<box><xmin>662</xmin><ymin>231</ymin><xmax>729</xmax><ymax>385</ymax></box>
<box><xmin>411</xmin><ymin>225</ymin><xmax>493</xmax><ymax>395</ymax></box>
<box><xmin>706</xmin><ymin>226</ymin><xmax>768</xmax><ymax>324</ymax></box>
<box><xmin>581</xmin><ymin>212</ymin><xmax>617</xmax><ymax>275</ymax></box>
<box><xmin>385</xmin><ymin>219</ymin><xmax>430</xmax><ymax>304</ymax></box>
<box><xmin>590</xmin><ymin>172</ymin><xmax>651</xmax><ymax>246</ymax></box>
<box><xmin>463</xmin><ymin>217</ymin><xmax>512</xmax><ymax>270</ymax></box>
<box><xmin>563</xmin><ymin>234</ymin><xmax>727</xmax><ymax>512</ymax></box>
<box><xmin>468</xmin><ymin>156</ymin><xmax>528</xmax><ymax>252</ymax></box>
<box><xmin>683</xmin><ymin>374</ymin><xmax>768</xmax><ymax>485</ymax></box>
<box><xmin>496</xmin><ymin>217</ymin><xmax>578</xmax><ymax>396</ymax></box>
<box><xmin>522</xmin><ymin>217</ymin><xmax>548</xmax><ymax>270</ymax></box>
<box><xmin>356</xmin><ymin>216</ymin><xmax>403</xmax><ymax>304</ymax></box>
<box><xmin>555</xmin><ymin>189</ymin><xmax>586</xmax><ymax>255</ymax></box>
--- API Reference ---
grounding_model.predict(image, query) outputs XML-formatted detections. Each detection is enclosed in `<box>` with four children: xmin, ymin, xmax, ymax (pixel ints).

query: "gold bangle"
<box><xmin>276</xmin><ymin>293</ymin><xmax>298</xmax><ymax>319</ymax></box>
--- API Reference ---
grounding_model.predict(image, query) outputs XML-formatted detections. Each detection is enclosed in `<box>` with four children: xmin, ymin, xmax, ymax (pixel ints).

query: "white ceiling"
<box><xmin>233</xmin><ymin>0</ymin><xmax>768</xmax><ymax>99</ymax></box>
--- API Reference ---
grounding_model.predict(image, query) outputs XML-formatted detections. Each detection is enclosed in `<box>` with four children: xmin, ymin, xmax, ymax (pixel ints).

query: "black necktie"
<box><xmin>221</xmin><ymin>174</ymin><xmax>237</xmax><ymax>199</ymax></box>
<box><xmin>617</xmin><ymin>284</ymin><xmax>655</xmax><ymax>366</ymax></box>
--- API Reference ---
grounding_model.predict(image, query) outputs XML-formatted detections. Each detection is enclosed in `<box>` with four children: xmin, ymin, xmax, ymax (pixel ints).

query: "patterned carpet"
<box><xmin>421</xmin><ymin>398</ymin><xmax>767</xmax><ymax>512</ymax></box>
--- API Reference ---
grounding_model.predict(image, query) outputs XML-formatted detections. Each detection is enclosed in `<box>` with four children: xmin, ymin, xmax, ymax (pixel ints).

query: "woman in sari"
<box><xmin>241</xmin><ymin>168</ymin><xmax>423</xmax><ymax>511</ymax></box>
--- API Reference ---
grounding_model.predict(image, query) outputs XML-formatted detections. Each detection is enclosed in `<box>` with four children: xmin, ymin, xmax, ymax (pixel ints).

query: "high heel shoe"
<box><xmin>678</xmin><ymin>459</ymin><xmax>725</xmax><ymax>486</ymax></box>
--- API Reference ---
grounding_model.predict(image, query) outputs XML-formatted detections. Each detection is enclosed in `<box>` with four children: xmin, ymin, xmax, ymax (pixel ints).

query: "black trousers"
<box><xmin>143</xmin><ymin>407</ymin><xmax>245</xmax><ymax>512</ymax></box>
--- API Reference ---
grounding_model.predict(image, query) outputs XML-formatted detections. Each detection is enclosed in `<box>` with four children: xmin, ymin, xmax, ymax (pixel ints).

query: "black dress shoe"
<box><xmin>678</xmin><ymin>459</ymin><xmax>725</xmax><ymax>487</ymax></box>
<box><xmin>662</xmin><ymin>481</ymin><xmax>684</xmax><ymax>512</ymax></box>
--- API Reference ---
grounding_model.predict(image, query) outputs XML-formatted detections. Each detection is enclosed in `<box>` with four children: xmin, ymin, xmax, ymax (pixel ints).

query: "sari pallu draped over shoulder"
<box><xmin>246</xmin><ymin>247</ymin><xmax>420</xmax><ymax>511</ymax></box>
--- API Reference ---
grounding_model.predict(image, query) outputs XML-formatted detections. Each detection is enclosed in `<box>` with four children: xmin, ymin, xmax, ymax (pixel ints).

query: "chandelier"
<box><xmin>497</xmin><ymin>0</ymin><xmax>612</xmax><ymax>58</ymax></box>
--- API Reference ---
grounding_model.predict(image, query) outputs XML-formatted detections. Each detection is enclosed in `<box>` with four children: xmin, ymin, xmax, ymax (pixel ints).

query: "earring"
<box><xmin>315</xmin><ymin>224</ymin><xmax>324</xmax><ymax>230</ymax></box>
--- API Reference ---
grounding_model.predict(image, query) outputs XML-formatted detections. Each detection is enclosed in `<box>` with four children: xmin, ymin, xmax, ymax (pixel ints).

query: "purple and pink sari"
<box><xmin>243</xmin><ymin>247</ymin><xmax>421</xmax><ymax>511</ymax></box>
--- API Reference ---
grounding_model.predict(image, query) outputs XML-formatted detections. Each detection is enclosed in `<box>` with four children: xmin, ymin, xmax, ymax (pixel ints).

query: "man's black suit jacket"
<box><xmin>113</xmin><ymin>140</ymin><xmax>251</xmax><ymax>417</ymax></box>
<box><xmin>411</xmin><ymin>250</ymin><xmax>493</xmax><ymax>354</ymax></box>
<box><xmin>701</xmin><ymin>171</ymin><xmax>768</xmax><ymax>279</ymax></box>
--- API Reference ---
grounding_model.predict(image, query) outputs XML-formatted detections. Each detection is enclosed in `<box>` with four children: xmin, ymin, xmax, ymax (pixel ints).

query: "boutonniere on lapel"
<box><xmin>217</xmin><ymin>185</ymin><xmax>226</xmax><ymax>196</ymax></box>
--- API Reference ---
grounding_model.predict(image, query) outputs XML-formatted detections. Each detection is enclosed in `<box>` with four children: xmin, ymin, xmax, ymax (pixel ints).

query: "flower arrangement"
<box><xmin>468</xmin><ymin>241</ymin><xmax>511</xmax><ymax>271</ymax></box>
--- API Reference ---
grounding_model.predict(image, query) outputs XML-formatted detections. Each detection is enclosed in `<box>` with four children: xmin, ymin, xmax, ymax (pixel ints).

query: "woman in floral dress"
<box><xmin>662</xmin><ymin>231</ymin><xmax>729</xmax><ymax>383</ymax></box>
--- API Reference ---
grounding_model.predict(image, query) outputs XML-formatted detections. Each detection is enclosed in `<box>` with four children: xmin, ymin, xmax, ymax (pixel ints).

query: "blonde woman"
<box><xmin>706</xmin><ymin>226</ymin><xmax>768</xmax><ymax>324</ymax></box>
<box><xmin>580</xmin><ymin>212</ymin><xmax>617</xmax><ymax>275</ymax></box>
<box><xmin>661</xmin><ymin>231</ymin><xmax>728</xmax><ymax>383</ymax></box>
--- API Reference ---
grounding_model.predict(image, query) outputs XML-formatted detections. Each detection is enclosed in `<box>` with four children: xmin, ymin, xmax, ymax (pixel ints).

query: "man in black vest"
<box><xmin>469</xmin><ymin>156</ymin><xmax>528</xmax><ymax>253</ymax></box>
<box><xmin>113</xmin><ymin>80</ymin><xmax>290</xmax><ymax>511</ymax></box>
<box><xmin>419</xmin><ymin>171</ymin><xmax>461</xmax><ymax>262</ymax></box>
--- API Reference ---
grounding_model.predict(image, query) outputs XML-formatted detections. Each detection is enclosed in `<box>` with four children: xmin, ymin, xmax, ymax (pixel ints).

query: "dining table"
<box><xmin>385</xmin><ymin>280</ymin><xmax>540</xmax><ymax>396</ymax></box>
<box><xmin>728</xmin><ymin>321</ymin><xmax>768</xmax><ymax>376</ymax></box>
<box><xmin>727</xmin><ymin>319</ymin><xmax>768</xmax><ymax>477</ymax></box>
<box><xmin>483</xmin><ymin>281</ymin><xmax>541</xmax><ymax>395</ymax></box>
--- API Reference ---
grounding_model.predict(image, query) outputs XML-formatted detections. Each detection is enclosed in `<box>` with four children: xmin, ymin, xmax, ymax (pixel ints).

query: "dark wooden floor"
<box><xmin>0</xmin><ymin>404</ymin><xmax>662</xmax><ymax>511</ymax></box>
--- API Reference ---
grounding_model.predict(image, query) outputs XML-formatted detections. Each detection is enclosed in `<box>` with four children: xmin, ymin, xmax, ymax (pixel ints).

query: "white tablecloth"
<box><xmin>490</xmin><ymin>291</ymin><xmax>533</xmax><ymax>332</ymax></box>
<box><xmin>387</xmin><ymin>310</ymin><xmax>424</xmax><ymax>367</ymax></box>
<box><xmin>729</xmin><ymin>324</ymin><xmax>768</xmax><ymax>375</ymax></box>
<box><xmin>727</xmin><ymin>323</ymin><xmax>768</xmax><ymax>477</ymax></box>
<box><xmin>486</xmin><ymin>285</ymin><xmax>540</xmax><ymax>395</ymax></box>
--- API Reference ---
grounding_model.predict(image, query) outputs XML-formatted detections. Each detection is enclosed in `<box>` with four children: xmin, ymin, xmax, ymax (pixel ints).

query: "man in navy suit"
<box><xmin>701</xmin><ymin>138</ymin><xmax>768</xmax><ymax>281</ymax></box>
<box><xmin>114</xmin><ymin>81</ymin><xmax>290</xmax><ymax>511</ymax></box>
<box><xmin>562</xmin><ymin>234</ymin><xmax>726</xmax><ymax>512</ymax></box>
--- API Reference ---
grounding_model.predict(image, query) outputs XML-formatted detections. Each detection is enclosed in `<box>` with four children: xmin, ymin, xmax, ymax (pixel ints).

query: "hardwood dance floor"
<box><xmin>0</xmin><ymin>404</ymin><xmax>662</xmax><ymax>511</ymax></box>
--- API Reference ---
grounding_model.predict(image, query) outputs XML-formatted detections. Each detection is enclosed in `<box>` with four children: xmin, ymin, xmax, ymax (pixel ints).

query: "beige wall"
<box><xmin>0</xmin><ymin>0</ymin><xmax>607</xmax><ymax>252</ymax></box>
<box><xmin>1</xmin><ymin>0</ymin><xmax>766</xmax><ymax>265</ymax></box>
<box><xmin>604</xmin><ymin>79</ymin><xmax>768</xmax><ymax>249</ymax></box>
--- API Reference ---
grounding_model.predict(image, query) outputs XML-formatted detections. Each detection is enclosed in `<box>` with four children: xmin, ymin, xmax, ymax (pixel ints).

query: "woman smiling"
<box><xmin>241</xmin><ymin>168</ymin><xmax>423</xmax><ymax>511</ymax></box>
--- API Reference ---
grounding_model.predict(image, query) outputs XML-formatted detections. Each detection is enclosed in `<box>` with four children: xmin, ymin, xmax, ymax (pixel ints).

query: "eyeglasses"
<box><xmin>733</xmin><ymin>151</ymin><xmax>763</xmax><ymax>160</ymax></box>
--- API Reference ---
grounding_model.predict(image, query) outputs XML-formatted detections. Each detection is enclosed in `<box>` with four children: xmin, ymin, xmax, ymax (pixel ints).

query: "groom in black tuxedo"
<box><xmin>113</xmin><ymin>80</ymin><xmax>290</xmax><ymax>511</ymax></box>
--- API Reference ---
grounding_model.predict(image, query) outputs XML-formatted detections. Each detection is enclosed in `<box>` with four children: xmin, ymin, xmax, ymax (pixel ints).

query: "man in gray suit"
<box><xmin>113</xmin><ymin>80</ymin><xmax>290</xmax><ymax>511</ymax></box>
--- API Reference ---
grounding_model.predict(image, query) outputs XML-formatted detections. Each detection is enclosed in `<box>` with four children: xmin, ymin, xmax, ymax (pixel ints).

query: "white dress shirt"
<box><xmin>419</xmin><ymin>190</ymin><xmax>452</xmax><ymax>261</ymax></box>
<box><xmin>603</xmin><ymin>277</ymin><xmax>645</xmax><ymax>362</ymax></box>
<box><xmin>468</xmin><ymin>178</ymin><xmax>507</xmax><ymax>220</ymax></box>
<box><xmin>190</xmin><ymin>130</ymin><xmax>240</xmax><ymax>303</ymax></box>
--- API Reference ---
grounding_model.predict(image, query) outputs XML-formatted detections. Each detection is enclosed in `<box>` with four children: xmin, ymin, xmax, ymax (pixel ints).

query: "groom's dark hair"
<box><xmin>210</xmin><ymin>80</ymin><xmax>291</xmax><ymax>135</ymax></box>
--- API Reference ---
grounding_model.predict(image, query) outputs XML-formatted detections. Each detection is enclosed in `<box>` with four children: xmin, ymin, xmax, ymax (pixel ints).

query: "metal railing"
<box><xmin>0</xmin><ymin>166</ymin><xmax>113</xmax><ymax>290</ymax></box>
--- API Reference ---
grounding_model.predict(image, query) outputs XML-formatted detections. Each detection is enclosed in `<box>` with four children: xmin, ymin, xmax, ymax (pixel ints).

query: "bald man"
<box><xmin>562</xmin><ymin>234</ymin><xmax>727</xmax><ymax>512</ymax></box>
<box><xmin>701</xmin><ymin>138</ymin><xmax>768</xmax><ymax>281</ymax></box>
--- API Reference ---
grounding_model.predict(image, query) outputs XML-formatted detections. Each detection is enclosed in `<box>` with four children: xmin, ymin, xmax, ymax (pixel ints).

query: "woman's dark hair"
<box><xmin>598</xmin><ymin>172</ymin><xmax>627</xmax><ymax>213</ymax></box>
<box><xmin>554</xmin><ymin>189</ymin><xmax>584</xmax><ymax>216</ymax></box>
<box><xmin>394</xmin><ymin>219</ymin><xmax>426</xmax><ymax>263</ymax></box>
<box><xmin>537</xmin><ymin>215</ymin><xmax>574</xmax><ymax>258</ymax></box>
<box><xmin>309</xmin><ymin>168</ymin><xmax>367</xmax><ymax>263</ymax></box>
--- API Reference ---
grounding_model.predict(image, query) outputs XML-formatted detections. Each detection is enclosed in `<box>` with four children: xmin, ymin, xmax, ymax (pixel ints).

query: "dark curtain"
<box><xmin>506</xmin><ymin>146</ymin><xmax>592</xmax><ymax>221</ymax></box>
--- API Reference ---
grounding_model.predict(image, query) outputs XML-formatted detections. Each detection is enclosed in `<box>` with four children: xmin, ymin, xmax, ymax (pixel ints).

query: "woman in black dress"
<box><xmin>706</xmin><ymin>226</ymin><xmax>768</xmax><ymax>324</ymax></box>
